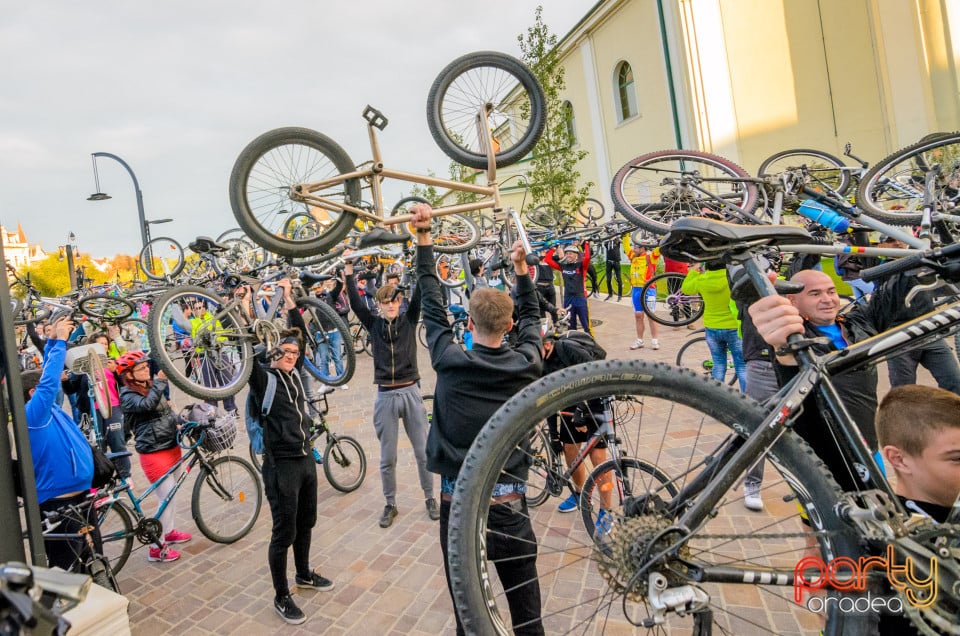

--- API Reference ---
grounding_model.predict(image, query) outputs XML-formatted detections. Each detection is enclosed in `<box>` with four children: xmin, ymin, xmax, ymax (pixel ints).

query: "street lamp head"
<box><xmin>87</xmin><ymin>192</ymin><xmax>112</xmax><ymax>201</ymax></box>
<box><xmin>146</xmin><ymin>218</ymin><xmax>173</xmax><ymax>225</ymax></box>
<box><xmin>68</xmin><ymin>232</ymin><xmax>76</xmax><ymax>243</ymax></box>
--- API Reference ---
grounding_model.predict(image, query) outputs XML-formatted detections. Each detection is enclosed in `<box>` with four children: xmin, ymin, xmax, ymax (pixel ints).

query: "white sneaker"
<box><xmin>743</xmin><ymin>484</ymin><xmax>763</xmax><ymax>511</ymax></box>
<box><xmin>630</xmin><ymin>339</ymin><xmax>644</xmax><ymax>350</ymax></box>
<box><xmin>340</xmin><ymin>384</ymin><xmax>349</xmax><ymax>391</ymax></box>
<box><xmin>651</xmin><ymin>339</ymin><xmax>660</xmax><ymax>350</ymax></box>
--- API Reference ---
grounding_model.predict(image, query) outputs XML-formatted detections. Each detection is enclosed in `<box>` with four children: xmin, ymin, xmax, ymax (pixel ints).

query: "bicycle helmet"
<box><xmin>116</xmin><ymin>350</ymin><xmax>148</xmax><ymax>374</ymax></box>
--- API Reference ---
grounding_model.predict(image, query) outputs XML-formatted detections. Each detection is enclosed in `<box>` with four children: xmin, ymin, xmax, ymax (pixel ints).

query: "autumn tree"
<box><xmin>518</xmin><ymin>6</ymin><xmax>592</xmax><ymax>222</ymax></box>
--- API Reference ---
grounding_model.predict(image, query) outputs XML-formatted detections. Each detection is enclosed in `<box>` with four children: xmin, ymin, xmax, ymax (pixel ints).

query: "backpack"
<box><xmin>245</xmin><ymin>373</ymin><xmax>277</xmax><ymax>455</ymax></box>
<box><xmin>555</xmin><ymin>330</ymin><xmax>606</xmax><ymax>366</ymax></box>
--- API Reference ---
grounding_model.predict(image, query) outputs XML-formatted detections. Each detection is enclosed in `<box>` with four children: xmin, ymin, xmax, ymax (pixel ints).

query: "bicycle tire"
<box><xmin>577</xmin><ymin>197</ymin><xmax>606</xmax><ymax>223</ymax></box>
<box><xmin>579</xmin><ymin>456</ymin><xmax>679</xmax><ymax>542</ymax></box>
<box><xmin>87</xmin><ymin>349</ymin><xmax>112</xmax><ymax>420</ymax></box>
<box><xmin>138</xmin><ymin>237</ymin><xmax>185</xmax><ymax>281</ymax></box>
<box><xmin>148</xmin><ymin>286</ymin><xmax>253</xmax><ymax>400</ymax></box>
<box><xmin>351</xmin><ymin>323</ymin><xmax>372</xmax><ymax>356</ymax></box>
<box><xmin>432</xmin><ymin>213</ymin><xmax>481</xmax><ymax>254</ymax></box>
<box><xmin>77</xmin><ymin>294</ymin><xmax>134</xmax><ymax>321</ymax></box>
<box><xmin>525</xmin><ymin>205</ymin><xmax>563</xmax><ymax>229</ymax></box>
<box><xmin>640</xmin><ymin>272</ymin><xmax>705</xmax><ymax>327</ymax></box>
<box><xmin>447</xmin><ymin>359</ymin><xmax>870</xmax><ymax>635</ymax></box>
<box><xmin>856</xmin><ymin>131</ymin><xmax>960</xmax><ymax>225</ymax></box>
<box><xmin>88</xmin><ymin>555</ymin><xmax>120</xmax><ymax>593</ymax></box>
<box><xmin>435</xmin><ymin>253</ymin><xmax>466</xmax><ymax>288</ymax></box>
<box><xmin>676</xmin><ymin>335</ymin><xmax>739</xmax><ymax>387</ymax></box>
<box><xmin>323</xmin><ymin>435</ymin><xmax>366</xmax><ymax>493</ymax></box>
<box><xmin>191</xmin><ymin>455</ymin><xmax>263</xmax><ymax>544</ymax></box>
<box><xmin>118</xmin><ymin>317</ymin><xmax>150</xmax><ymax>352</ymax></box>
<box><xmin>427</xmin><ymin>51</ymin><xmax>546</xmax><ymax>169</ymax></box>
<box><xmin>229</xmin><ymin>127</ymin><xmax>361</xmax><ymax>257</ymax></box>
<box><xmin>610</xmin><ymin>150</ymin><xmax>760</xmax><ymax>235</ymax></box>
<box><xmin>523</xmin><ymin>424</ymin><xmax>554</xmax><ymax>508</ymax></box>
<box><xmin>297</xmin><ymin>297</ymin><xmax>355</xmax><ymax>387</ymax></box>
<box><xmin>96</xmin><ymin>499</ymin><xmax>134</xmax><ymax>575</ymax></box>
<box><xmin>248</xmin><ymin>443</ymin><xmax>263</xmax><ymax>473</ymax></box>
<box><xmin>757</xmin><ymin>148</ymin><xmax>851</xmax><ymax>197</ymax></box>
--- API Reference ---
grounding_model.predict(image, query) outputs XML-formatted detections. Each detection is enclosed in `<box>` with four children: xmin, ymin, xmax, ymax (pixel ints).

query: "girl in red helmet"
<box><xmin>117</xmin><ymin>351</ymin><xmax>190</xmax><ymax>563</ymax></box>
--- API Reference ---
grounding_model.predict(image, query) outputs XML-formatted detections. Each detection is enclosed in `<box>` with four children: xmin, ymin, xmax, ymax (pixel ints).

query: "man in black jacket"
<box><xmin>344</xmin><ymin>254</ymin><xmax>436</xmax><ymax>529</ymax></box>
<box><xmin>242</xmin><ymin>279</ymin><xmax>334</xmax><ymax>625</ymax></box>
<box><xmin>413</xmin><ymin>203</ymin><xmax>545</xmax><ymax>636</ymax></box>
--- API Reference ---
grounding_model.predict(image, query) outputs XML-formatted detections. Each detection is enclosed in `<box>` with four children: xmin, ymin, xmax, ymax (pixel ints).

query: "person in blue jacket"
<box><xmin>21</xmin><ymin>317</ymin><xmax>96</xmax><ymax>571</ymax></box>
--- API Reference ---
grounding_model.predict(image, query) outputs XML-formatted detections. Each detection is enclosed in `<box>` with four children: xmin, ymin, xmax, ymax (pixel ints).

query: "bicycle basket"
<box><xmin>200</xmin><ymin>412</ymin><xmax>238</xmax><ymax>453</ymax></box>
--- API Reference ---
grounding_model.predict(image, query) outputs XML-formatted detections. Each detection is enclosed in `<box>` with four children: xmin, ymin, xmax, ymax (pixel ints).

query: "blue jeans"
<box><xmin>704</xmin><ymin>328</ymin><xmax>747</xmax><ymax>392</ymax></box>
<box><xmin>846</xmin><ymin>278</ymin><xmax>874</xmax><ymax>303</ymax></box>
<box><xmin>316</xmin><ymin>329</ymin><xmax>344</xmax><ymax>376</ymax></box>
<box><xmin>564</xmin><ymin>296</ymin><xmax>590</xmax><ymax>333</ymax></box>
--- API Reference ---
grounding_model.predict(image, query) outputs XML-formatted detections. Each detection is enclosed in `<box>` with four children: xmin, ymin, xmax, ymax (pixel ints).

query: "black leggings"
<box><xmin>263</xmin><ymin>455</ymin><xmax>317</xmax><ymax>597</ymax></box>
<box><xmin>40</xmin><ymin>492</ymin><xmax>102</xmax><ymax>572</ymax></box>
<box><xmin>604</xmin><ymin>260</ymin><xmax>622</xmax><ymax>296</ymax></box>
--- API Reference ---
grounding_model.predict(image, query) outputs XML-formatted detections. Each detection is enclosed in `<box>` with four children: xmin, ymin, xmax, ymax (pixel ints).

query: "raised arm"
<box><xmin>343</xmin><ymin>253</ymin><xmax>375</xmax><ymax>330</ymax></box>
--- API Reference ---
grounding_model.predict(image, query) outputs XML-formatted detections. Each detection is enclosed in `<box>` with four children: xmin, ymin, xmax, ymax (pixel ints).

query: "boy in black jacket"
<box><xmin>241</xmin><ymin>279</ymin><xmax>334</xmax><ymax>625</ymax></box>
<box><xmin>413</xmin><ymin>203</ymin><xmax>545</xmax><ymax>636</ymax></box>
<box><xmin>344</xmin><ymin>254</ymin><xmax>437</xmax><ymax>529</ymax></box>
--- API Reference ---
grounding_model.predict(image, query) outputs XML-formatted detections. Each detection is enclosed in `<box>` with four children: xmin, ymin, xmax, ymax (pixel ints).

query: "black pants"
<box><xmin>263</xmin><ymin>455</ymin><xmax>317</xmax><ymax>598</ymax></box>
<box><xmin>604</xmin><ymin>260</ymin><xmax>622</xmax><ymax>296</ymax></box>
<box><xmin>586</xmin><ymin>263</ymin><xmax>598</xmax><ymax>294</ymax></box>
<box><xmin>439</xmin><ymin>498</ymin><xmax>544</xmax><ymax>636</ymax></box>
<box><xmin>40</xmin><ymin>492</ymin><xmax>102</xmax><ymax>572</ymax></box>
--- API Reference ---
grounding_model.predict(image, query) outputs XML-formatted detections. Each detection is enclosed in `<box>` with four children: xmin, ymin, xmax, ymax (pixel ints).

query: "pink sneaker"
<box><xmin>164</xmin><ymin>529</ymin><xmax>192</xmax><ymax>544</ymax></box>
<box><xmin>148</xmin><ymin>545</ymin><xmax>181</xmax><ymax>563</ymax></box>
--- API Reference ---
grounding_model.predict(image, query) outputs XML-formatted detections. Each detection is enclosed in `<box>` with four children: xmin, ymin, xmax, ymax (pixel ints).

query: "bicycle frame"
<box><xmin>289</xmin><ymin>104</ymin><xmax>508</xmax><ymax>227</ymax></box>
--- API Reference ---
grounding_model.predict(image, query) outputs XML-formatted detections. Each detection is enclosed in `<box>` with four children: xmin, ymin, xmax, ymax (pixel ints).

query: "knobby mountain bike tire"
<box><xmin>229</xmin><ymin>127</ymin><xmax>361</xmax><ymax>257</ymax></box>
<box><xmin>610</xmin><ymin>150</ymin><xmax>761</xmax><ymax>235</ymax></box>
<box><xmin>297</xmin><ymin>297</ymin><xmax>355</xmax><ymax>387</ymax></box>
<box><xmin>856</xmin><ymin>131</ymin><xmax>960</xmax><ymax>225</ymax></box>
<box><xmin>96</xmin><ymin>498</ymin><xmax>134</xmax><ymax>576</ymax></box>
<box><xmin>191</xmin><ymin>455</ymin><xmax>262</xmax><ymax>544</ymax></box>
<box><xmin>757</xmin><ymin>148</ymin><xmax>851</xmax><ymax>197</ymax></box>
<box><xmin>427</xmin><ymin>51</ymin><xmax>546</xmax><ymax>170</ymax></box>
<box><xmin>447</xmin><ymin>359</ymin><xmax>870</xmax><ymax>635</ymax></box>
<box><xmin>87</xmin><ymin>554</ymin><xmax>120</xmax><ymax>594</ymax></box>
<box><xmin>148</xmin><ymin>285</ymin><xmax>254</xmax><ymax>400</ymax></box>
<box><xmin>323</xmin><ymin>435</ymin><xmax>366</xmax><ymax>493</ymax></box>
<box><xmin>640</xmin><ymin>272</ymin><xmax>705</xmax><ymax>327</ymax></box>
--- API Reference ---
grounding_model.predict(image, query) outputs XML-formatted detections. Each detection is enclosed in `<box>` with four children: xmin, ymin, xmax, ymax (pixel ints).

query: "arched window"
<box><xmin>562</xmin><ymin>101</ymin><xmax>577</xmax><ymax>145</ymax></box>
<box><xmin>616</xmin><ymin>61</ymin><xmax>638</xmax><ymax>121</ymax></box>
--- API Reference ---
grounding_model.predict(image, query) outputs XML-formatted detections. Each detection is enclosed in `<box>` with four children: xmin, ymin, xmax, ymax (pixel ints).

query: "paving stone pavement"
<box><xmin>117</xmin><ymin>293</ymin><xmax>932</xmax><ymax>635</ymax></box>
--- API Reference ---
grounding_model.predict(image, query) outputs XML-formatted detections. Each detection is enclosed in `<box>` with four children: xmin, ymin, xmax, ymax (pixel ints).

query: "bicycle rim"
<box><xmin>642</xmin><ymin>272</ymin><xmax>705</xmax><ymax>327</ymax></box>
<box><xmin>611</xmin><ymin>150</ymin><xmax>760</xmax><ymax>235</ymax></box>
<box><xmin>192</xmin><ymin>456</ymin><xmax>262</xmax><ymax>543</ymax></box>
<box><xmin>139</xmin><ymin>237</ymin><xmax>185</xmax><ymax>281</ymax></box>
<box><xmin>432</xmin><ymin>213</ymin><xmax>480</xmax><ymax>254</ymax></box>
<box><xmin>523</xmin><ymin>425</ymin><xmax>554</xmax><ymax>508</ymax></box>
<box><xmin>78</xmin><ymin>294</ymin><xmax>134</xmax><ymax>321</ymax></box>
<box><xmin>323</xmin><ymin>435</ymin><xmax>366</xmax><ymax>493</ymax></box>
<box><xmin>448</xmin><ymin>360</ymin><xmax>870</xmax><ymax>635</ymax></box>
<box><xmin>757</xmin><ymin>149</ymin><xmax>850</xmax><ymax>198</ymax></box>
<box><xmin>298</xmin><ymin>297</ymin><xmax>354</xmax><ymax>386</ymax></box>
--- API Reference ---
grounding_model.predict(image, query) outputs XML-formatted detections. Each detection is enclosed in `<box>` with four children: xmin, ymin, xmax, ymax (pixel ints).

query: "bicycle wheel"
<box><xmin>427</xmin><ymin>51</ymin><xmax>546</xmax><ymax>169</ymax></box>
<box><xmin>351</xmin><ymin>323</ymin><xmax>372</xmax><ymax>356</ymax></box>
<box><xmin>525</xmin><ymin>205</ymin><xmax>564</xmax><ymax>229</ymax></box>
<box><xmin>432</xmin><ymin>214</ymin><xmax>480</xmax><ymax>254</ymax></box>
<box><xmin>611</xmin><ymin>150</ymin><xmax>761</xmax><ymax>235</ymax></box>
<box><xmin>323</xmin><ymin>435</ymin><xmax>366</xmax><ymax>493</ymax></box>
<box><xmin>676</xmin><ymin>335</ymin><xmax>739</xmax><ymax>387</ymax></box>
<box><xmin>77</xmin><ymin>294</ymin><xmax>134</xmax><ymax>321</ymax></box>
<box><xmin>138</xmin><ymin>237</ymin><xmax>185</xmax><ymax>281</ymax></box>
<box><xmin>856</xmin><ymin>131</ymin><xmax>960</xmax><ymax>225</ymax></box>
<box><xmin>192</xmin><ymin>455</ymin><xmax>262</xmax><ymax>543</ymax></box>
<box><xmin>297</xmin><ymin>297</ymin><xmax>355</xmax><ymax>387</ymax></box>
<box><xmin>148</xmin><ymin>286</ymin><xmax>253</xmax><ymax>400</ymax></box>
<box><xmin>757</xmin><ymin>148</ymin><xmax>850</xmax><ymax>197</ymax></box>
<box><xmin>88</xmin><ymin>554</ymin><xmax>120</xmax><ymax>593</ymax></box>
<box><xmin>580</xmin><ymin>457</ymin><xmax>679</xmax><ymax>542</ymax></box>
<box><xmin>248</xmin><ymin>443</ymin><xmax>263</xmax><ymax>474</ymax></box>
<box><xmin>524</xmin><ymin>424</ymin><xmax>555</xmax><ymax>508</ymax></box>
<box><xmin>577</xmin><ymin>197</ymin><xmax>606</xmax><ymax>223</ymax></box>
<box><xmin>435</xmin><ymin>253</ymin><xmax>466</xmax><ymax>288</ymax></box>
<box><xmin>448</xmin><ymin>359</ymin><xmax>870</xmax><ymax>635</ymax></box>
<box><xmin>87</xmin><ymin>349</ymin><xmax>112</xmax><ymax>420</ymax></box>
<box><xmin>96</xmin><ymin>499</ymin><xmax>134</xmax><ymax>575</ymax></box>
<box><xmin>640</xmin><ymin>272</ymin><xmax>704</xmax><ymax>327</ymax></box>
<box><xmin>118</xmin><ymin>318</ymin><xmax>150</xmax><ymax>352</ymax></box>
<box><xmin>229</xmin><ymin>127</ymin><xmax>361</xmax><ymax>257</ymax></box>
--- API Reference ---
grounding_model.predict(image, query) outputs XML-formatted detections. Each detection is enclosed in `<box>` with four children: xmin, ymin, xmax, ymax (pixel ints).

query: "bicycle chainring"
<box><xmin>135</xmin><ymin>517</ymin><xmax>164</xmax><ymax>544</ymax></box>
<box><xmin>896</xmin><ymin>523</ymin><xmax>960</xmax><ymax>636</ymax></box>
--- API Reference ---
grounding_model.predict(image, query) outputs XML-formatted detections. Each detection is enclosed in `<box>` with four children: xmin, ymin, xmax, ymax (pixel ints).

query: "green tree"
<box><xmin>518</xmin><ymin>6</ymin><xmax>592</xmax><ymax>222</ymax></box>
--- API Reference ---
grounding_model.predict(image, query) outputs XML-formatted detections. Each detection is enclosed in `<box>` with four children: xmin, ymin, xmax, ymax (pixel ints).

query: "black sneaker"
<box><xmin>274</xmin><ymin>594</ymin><xmax>306</xmax><ymax>625</ymax></box>
<box><xmin>379</xmin><ymin>504</ymin><xmax>398</xmax><ymax>528</ymax></box>
<box><xmin>425</xmin><ymin>498</ymin><xmax>440</xmax><ymax>521</ymax></box>
<box><xmin>295</xmin><ymin>571</ymin><xmax>334</xmax><ymax>591</ymax></box>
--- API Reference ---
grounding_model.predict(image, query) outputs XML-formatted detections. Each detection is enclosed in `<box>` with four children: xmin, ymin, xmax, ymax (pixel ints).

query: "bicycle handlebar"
<box><xmin>860</xmin><ymin>241</ymin><xmax>960</xmax><ymax>283</ymax></box>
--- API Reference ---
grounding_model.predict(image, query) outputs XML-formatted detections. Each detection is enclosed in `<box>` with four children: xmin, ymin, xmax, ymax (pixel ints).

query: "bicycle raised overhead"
<box><xmin>446</xmin><ymin>215</ymin><xmax>960</xmax><ymax>634</ymax></box>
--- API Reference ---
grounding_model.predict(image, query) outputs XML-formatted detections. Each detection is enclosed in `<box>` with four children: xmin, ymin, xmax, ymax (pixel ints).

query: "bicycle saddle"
<box><xmin>299</xmin><ymin>271</ymin><xmax>333</xmax><ymax>289</ymax></box>
<box><xmin>188</xmin><ymin>236</ymin><xmax>229</xmax><ymax>254</ymax></box>
<box><xmin>356</xmin><ymin>227</ymin><xmax>410</xmax><ymax>249</ymax></box>
<box><xmin>660</xmin><ymin>218</ymin><xmax>811</xmax><ymax>262</ymax></box>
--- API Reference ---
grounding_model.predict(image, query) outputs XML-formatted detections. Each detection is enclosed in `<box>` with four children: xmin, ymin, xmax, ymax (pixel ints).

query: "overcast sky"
<box><xmin>0</xmin><ymin>0</ymin><xmax>594</xmax><ymax>259</ymax></box>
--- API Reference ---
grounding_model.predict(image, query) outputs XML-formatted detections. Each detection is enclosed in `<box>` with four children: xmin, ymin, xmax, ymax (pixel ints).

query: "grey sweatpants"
<box><xmin>744</xmin><ymin>359</ymin><xmax>779</xmax><ymax>487</ymax></box>
<box><xmin>373</xmin><ymin>384</ymin><xmax>434</xmax><ymax>505</ymax></box>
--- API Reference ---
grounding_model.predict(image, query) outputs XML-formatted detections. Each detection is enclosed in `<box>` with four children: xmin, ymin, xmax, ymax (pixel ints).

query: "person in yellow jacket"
<box><xmin>189</xmin><ymin>300</ymin><xmax>238</xmax><ymax>414</ymax></box>
<box><xmin>624</xmin><ymin>234</ymin><xmax>660</xmax><ymax>350</ymax></box>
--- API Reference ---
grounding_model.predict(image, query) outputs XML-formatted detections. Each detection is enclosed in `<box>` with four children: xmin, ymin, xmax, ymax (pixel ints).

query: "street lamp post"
<box><xmin>87</xmin><ymin>152</ymin><xmax>148</xmax><ymax>252</ymax></box>
<box><xmin>58</xmin><ymin>231</ymin><xmax>78</xmax><ymax>291</ymax></box>
<box><xmin>143</xmin><ymin>218</ymin><xmax>173</xmax><ymax>271</ymax></box>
